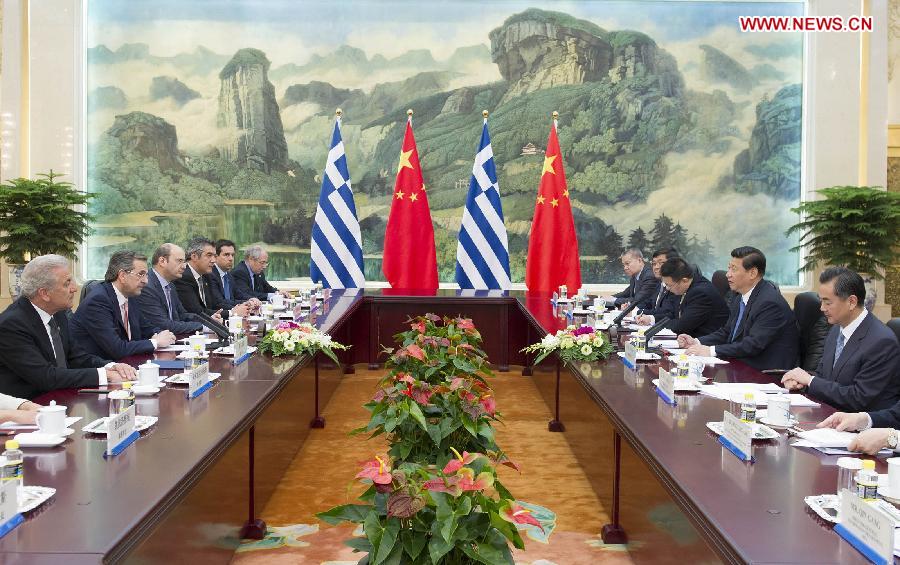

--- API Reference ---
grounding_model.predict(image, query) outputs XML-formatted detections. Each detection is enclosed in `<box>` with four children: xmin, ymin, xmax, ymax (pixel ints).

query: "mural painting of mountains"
<box><xmin>86</xmin><ymin>6</ymin><xmax>802</xmax><ymax>284</ymax></box>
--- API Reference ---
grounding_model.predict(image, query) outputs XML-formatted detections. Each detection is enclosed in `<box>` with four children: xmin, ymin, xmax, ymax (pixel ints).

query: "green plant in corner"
<box><xmin>786</xmin><ymin>186</ymin><xmax>900</xmax><ymax>279</ymax></box>
<box><xmin>0</xmin><ymin>170</ymin><xmax>93</xmax><ymax>263</ymax></box>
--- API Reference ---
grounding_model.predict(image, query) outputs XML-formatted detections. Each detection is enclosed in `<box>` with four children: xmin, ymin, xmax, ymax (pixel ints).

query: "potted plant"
<box><xmin>787</xmin><ymin>186</ymin><xmax>900</xmax><ymax>310</ymax></box>
<box><xmin>0</xmin><ymin>171</ymin><xmax>92</xmax><ymax>298</ymax></box>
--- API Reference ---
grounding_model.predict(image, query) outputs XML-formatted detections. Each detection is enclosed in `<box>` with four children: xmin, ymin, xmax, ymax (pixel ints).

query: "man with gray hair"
<box><xmin>601</xmin><ymin>248</ymin><xmax>656</xmax><ymax>310</ymax></box>
<box><xmin>231</xmin><ymin>244</ymin><xmax>290</xmax><ymax>301</ymax></box>
<box><xmin>71</xmin><ymin>250</ymin><xmax>177</xmax><ymax>359</ymax></box>
<box><xmin>0</xmin><ymin>254</ymin><xmax>135</xmax><ymax>398</ymax></box>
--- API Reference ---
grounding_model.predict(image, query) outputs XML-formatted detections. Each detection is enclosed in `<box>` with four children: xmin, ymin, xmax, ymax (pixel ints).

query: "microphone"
<box><xmin>644</xmin><ymin>317</ymin><xmax>672</xmax><ymax>341</ymax></box>
<box><xmin>196</xmin><ymin>312</ymin><xmax>231</xmax><ymax>347</ymax></box>
<box><xmin>612</xmin><ymin>300</ymin><xmax>639</xmax><ymax>326</ymax></box>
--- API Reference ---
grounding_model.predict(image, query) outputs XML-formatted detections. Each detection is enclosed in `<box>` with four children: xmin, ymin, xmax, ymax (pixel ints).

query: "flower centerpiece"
<box><xmin>521</xmin><ymin>325</ymin><xmax>614</xmax><ymax>365</ymax></box>
<box><xmin>318</xmin><ymin>450</ymin><xmax>535</xmax><ymax>564</ymax></box>
<box><xmin>256</xmin><ymin>321</ymin><xmax>347</xmax><ymax>362</ymax></box>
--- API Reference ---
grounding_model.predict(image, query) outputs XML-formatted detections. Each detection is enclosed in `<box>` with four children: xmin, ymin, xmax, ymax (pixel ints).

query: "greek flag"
<box><xmin>310</xmin><ymin>118</ymin><xmax>365</xmax><ymax>288</ymax></box>
<box><xmin>455</xmin><ymin>119</ymin><xmax>511</xmax><ymax>290</ymax></box>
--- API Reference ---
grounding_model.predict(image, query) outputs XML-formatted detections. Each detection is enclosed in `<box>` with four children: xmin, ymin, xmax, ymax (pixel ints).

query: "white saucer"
<box><xmin>132</xmin><ymin>385</ymin><xmax>160</xmax><ymax>396</ymax></box>
<box><xmin>759</xmin><ymin>415</ymin><xmax>798</xmax><ymax>428</ymax></box>
<box><xmin>13</xmin><ymin>432</ymin><xmax>66</xmax><ymax>447</ymax></box>
<box><xmin>877</xmin><ymin>484</ymin><xmax>900</xmax><ymax>504</ymax></box>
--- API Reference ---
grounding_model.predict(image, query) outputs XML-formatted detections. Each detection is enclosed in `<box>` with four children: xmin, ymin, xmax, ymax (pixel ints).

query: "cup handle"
<box><xmin>35</xmin><ymin>412</ymin><xmax>46</xmax><ymax>432</ymax></box>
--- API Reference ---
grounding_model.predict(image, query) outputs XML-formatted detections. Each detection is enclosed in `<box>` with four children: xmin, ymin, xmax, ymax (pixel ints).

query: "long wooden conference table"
<box><xmin>0</xmin><ymin>289</ymin><xmax>876</xmax><ymax>563</ymax></box>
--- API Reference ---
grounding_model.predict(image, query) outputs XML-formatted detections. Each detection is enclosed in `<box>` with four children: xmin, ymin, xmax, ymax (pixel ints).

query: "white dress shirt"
<box><xmin>0</xmin><ymin>392</ymin><xmax>28</xmax><ymax>411</ymax></box>
<box><xmin>810</xmin><ymin>308</ymin><xmax>867</xmax><ymax>389</ymax></box>
<box><xmin>30</xmin><ymin>301</ymin><xmax>110</xmax><ymax>385</ymax></box>
<box><xmin>112</xmin><ymin>283</ymin><xmax>157</xmax><ymax>350</ymax></box>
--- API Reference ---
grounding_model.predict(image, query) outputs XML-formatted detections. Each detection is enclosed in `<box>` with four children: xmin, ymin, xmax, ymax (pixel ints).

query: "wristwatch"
<box><xmin>888</xmin><ymin>429</ymin><xmax>899</xmax><ymax>450</ymax></box>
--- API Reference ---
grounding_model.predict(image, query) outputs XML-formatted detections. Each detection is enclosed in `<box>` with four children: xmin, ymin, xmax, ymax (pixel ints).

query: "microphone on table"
<box><xmin>196</xmin><ymin>312</ymin><xmax>231</xmax><ymax>348</ymax></box>
<box><xmin>643</xmin><ymin>317</ymin><xmax>672</xmax><ymax>355</ymax></box>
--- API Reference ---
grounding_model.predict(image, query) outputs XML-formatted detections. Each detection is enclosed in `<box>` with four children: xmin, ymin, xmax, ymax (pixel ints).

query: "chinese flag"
<box><xmin>382</xmin><ymin>119</ymin><xmax>438</xmax><ymax>290</ymax></box>
<box><xmin>525</xmin><ymin>121</ymin><xmax>582</xmax><ymax>292</ymax></box>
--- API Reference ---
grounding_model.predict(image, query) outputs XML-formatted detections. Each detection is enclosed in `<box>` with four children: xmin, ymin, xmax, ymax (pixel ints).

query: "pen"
<box><xmin>78</xmin><ymin>388</ymin><xmax>112</xmax><ymax>394</ymax></box>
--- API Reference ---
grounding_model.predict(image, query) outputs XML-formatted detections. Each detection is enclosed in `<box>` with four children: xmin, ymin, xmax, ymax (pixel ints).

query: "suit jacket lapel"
<box><xmin>832</xmin><ymin>315</ymin><xmax>869</xmax><ymax>377</ymax></box>
<box><xmin>19</xmin><ymin>298</ymin><xmax>56</xmax><ymax>362</ymax></box>
<box><xmin>104</xmin><ymin>283</ymin><xmax>129</xmax><ymax>336</ymax></box>
<box><xmin>732</xmin><ymin>281</ymin><xmax>764</xmax><ymax>341</ymax></box>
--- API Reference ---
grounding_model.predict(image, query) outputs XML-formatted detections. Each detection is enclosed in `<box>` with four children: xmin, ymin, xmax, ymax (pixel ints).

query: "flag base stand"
<box><xmin>310</xmin><ymin>416</ymin><xmax>326</xmax><ymax>429</ymax></box>
<box><xmin>548</xmin><ymin>419</ymin><xmax>566</xmax><ymax>432</ymax></box>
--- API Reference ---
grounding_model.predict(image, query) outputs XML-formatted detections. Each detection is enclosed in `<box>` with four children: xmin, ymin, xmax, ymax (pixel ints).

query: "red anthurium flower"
<box><xmin>401</xmin><ymin>383</ymin><xmax>414</xmax><ymax>398</ymax></box>
<box><xmin>411</xmin><ymin>320</ymin><xmax>426</xmax><ymax>333</ymax></box>
<box><xmin>411</xmin><ymin>387</ymin><xmax>433</xmax><ymax>405</ymax></box>
<box><xmin>394</xmin><ymin>373</ymin><xmax>415</xmax><ymax>384</ymax></box>
<box><xmin>456</xmin><ymin>318</ymin><xmax>475</xmax><ymax>330</ymax></box>
<box><xmin>406</xmin><ymin>344</ymin><xmax>426</xmax><ymax>361</ymax></box>
<box><xmin>456</xmin><ymin>467</ymin><xmax>494</xmax><ymax>492</ymax></box>
<box><xmin>440</xmin><ymin>338</ymin><xmax>451</xmax><ymax>347</ymax></box>
<box><xmin>357</xmin><ymin>456</ymin><xmax>393</xmax><ymax>485</ymax></box>
<box><xmin>480</xmin><ymin>394</ymin><xmax>496</xmax><ymax>416</ymax></box>
<box><xmin>423</xmin><ymin>477</ymin><xmax>461</xmax><ymax>497</ymax></box>
<box><xmin>499</xmin><ymin>501</ymin><xmax>544</xmax><ymax>531</ymax></box>
<box><xmin>449</xmin><ymin>377</ymin><xmax>466</xmax><ymax>391</ymax></box>
<box><xmin>443</xmin><ymin>447</ymin><xmax>483</xmax><ymax>474</ymax></box>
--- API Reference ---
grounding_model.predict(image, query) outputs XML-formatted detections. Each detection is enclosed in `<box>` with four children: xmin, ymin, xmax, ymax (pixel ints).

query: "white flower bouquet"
<box><xmin>521</xmin><ymin>325</ymin><xmax>614</xmax><ymax>364</ymax></box>
<box><xmin>257</xmin><ymin>321</ymin><xmax>347</xmax><ymax>362</ymax></box>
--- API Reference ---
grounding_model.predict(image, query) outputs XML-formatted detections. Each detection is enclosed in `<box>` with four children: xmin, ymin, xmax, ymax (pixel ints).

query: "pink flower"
<box><xmin>455</xmin><ymin>468</ymin><xmax>494</xmax><ymax>492</ymax></box>
<box><xmin>499</xmin><ymin>501</ymin><xmax>544</xmax><ymax>531</ymax></box>
<box><xmin>456</xmin><ymin>318</ymin><xmax>475</xmax><ymax>330</ymax></box>
<box><xmin>411</xmin><ymin>320</ymin><xmax>426</xmax><ymax>333</ymax></box>
<box><xmin>442</xmin><ymin>448</ymin><xmax>482</xmax><ymax>474</ymax></box>
<box><xmin>356</xmin><ymin>456</ymin><xmax>393</xmax><ymax>485</ymax></box>
<box><xmin>480</xmin><ymin>394</ymin><xmax>496</xmax><ymax>416</ymax></box>
<box><xmin>425</xmin><ymin>313</ymin><xmax>441</xmax><ymax>322</ymax></box>
<box><xmin>406</xmin><ymin>344</ymin><xmax>426</xmax><ymax>361</ymax></box>
<box><xmin>572</xmin><ymin>325</ymin><xmax>595</xmax><ymax>337</ymax></box>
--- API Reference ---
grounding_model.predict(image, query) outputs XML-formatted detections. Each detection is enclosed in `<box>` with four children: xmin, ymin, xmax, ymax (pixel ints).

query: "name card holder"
<box><xmin>622</xmin><ymin>342</ymin><xmax>638</xmax><ymax>369</ymax></box>
<box><xmin>188</xmin><ymin>362</ymin><xmax>213</xmax><ymax>399</ymax></box>
<box><xmin>834</xmin><ymin>490</ymin><xmax>894</xmax><ymax>565</ymax></box>
<box><xmin>656</xmin><ymin>367</ymin><xmax>677</xmax><ymax>406</ymax></box>
<box><xmin>0</xmin><ymin>480</ymin><xmax>22</xmax><ymax>538</ymax></box>
<box><xmin>232</xmin><ymin>335</ymin><xmax>251</xmax><ymax>366</ymax></box>
<box><xmin>718</xmin><ymin>411</ymin><xmax>754</xmax><ymax>463</ymax></box>
<box><xmin>105</xmin><ymin>405</ymin><xmax>139</xmax><ymax>458</ymax></box>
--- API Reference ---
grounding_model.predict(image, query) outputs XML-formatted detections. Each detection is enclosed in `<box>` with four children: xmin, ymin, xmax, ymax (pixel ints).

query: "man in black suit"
<box><xmin>636</xmin><ymin>248</ymin><xmax>681</xmax><ymax>321</ymax></box>
<box><xmin>782</xmin><ymin>267</ymin><xmax>899</xmax><ymax>412</ymax></box>
<box><xmin>0</xmin><ymin>255</ymin><xmax>135</xmax><ymax>398</ymax></box>
<box><xmin>231</xmin><ymin>244</ymin><xmax>291</xmax><ymax>302</ymax></box>
<box><xmin>638</xmin><ymin>257</ymin><xmax>729</xmax><ymax>336</ymax></box>
<box><xmin>207</xmin><ymin>239</ymin><xmax>257</xmax><ymax>313</ymax></box>
<box><xmin>138</xmin><ymin>243</ymin><xmax>206</xmax><ymax>335</ymax></box>
<box><xmin>679</xmin><ymin>246</ymin><xmax>799</xmax><ymax>370</ymax></box>
<box><xmin>70</xmin><ymin>251</ymin><xmax>177</xmax><ymax>360</ymax></box>
<box><xmin>601</xmin><ymin>249</ymin><xmax>656</xmax><ymax>310</ymax></box>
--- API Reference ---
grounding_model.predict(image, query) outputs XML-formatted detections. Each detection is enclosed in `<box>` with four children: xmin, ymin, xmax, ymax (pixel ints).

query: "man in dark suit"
<box><xmin>782</xmin><ymin>267</ymin><xmax>899</xmax><ymax>412</ymax></box>
<box><xmin>638</xmin><ymin>257</ymin><xmax>729</xmax><ymax>336</ymax></box>
<box><xmin>679</xmin><ymin>246</ymin><xmax>799</xmax><ymax>370</ymax></box>
<box><xmin>70</xmin><ymin>250</ymin><xmax>177</xmax><ymax>360</ymax></box>
<box><xmin>138</xmin><ymin>242</ymin><xmax>205</xmax><ymax>335</ymax></box>
<box><xmin>636</xmin><ymin>248</ymin><xmax>681</xmax><ymax>321</ymax></box>
<box><xmin>231</xmin><ymin>244</ymin><xmax>291</xmax><ymax>302</ymax></box>
<box><xmin>601</xmin><ymin>249</ymin><xmax>656</xmax><ymax>310</ymax></box>
<box><xmin>174</xmin><ymin>237</ymin><xmax>226</xmax><ymax>318</ymax></box>
<box><xmin>0</xmin><ymin>255</ymin><xmax>135</xmax><ymax>398</ymax></box>
<box><xmin>207</xmin><ymin>239</ymin><xmax>257</xmax><ymax>314</ymax></box>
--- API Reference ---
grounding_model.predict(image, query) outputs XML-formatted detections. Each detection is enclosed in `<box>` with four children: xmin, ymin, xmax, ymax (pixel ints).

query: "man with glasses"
<box><xmin>71</xmin><ymin>250</ymin><xmax>176</xmax><ymax>359</ymax></box>
<box><xmin>232</xmin><ymin>244</ymin><xmax>291</xmax><ymax>302</ymax></box>
<box><xmin>138</xmin><ymin>243</ymin><xmax>207</xmax><ymax>334</ymax></box>
<box><xmin>0</xmin><ymin>255</ymin><xmax>136</xmax><ymax>399</ymax></box>
<box><xmin>637</xmin><ymin>257</ymin><xmax>730</xmax><ymax>336</ymax></box>
<box><xmin>635</xmin><ymin>248</ymin><xmax>681</xmax><ymax>322</ymax></box>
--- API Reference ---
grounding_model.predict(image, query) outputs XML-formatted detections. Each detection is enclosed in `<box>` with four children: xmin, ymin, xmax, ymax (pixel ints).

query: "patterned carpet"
<box><xmin>229</xmin><ymin>368</ymin><xmax>713</xmax><ymax>564</ymax></box>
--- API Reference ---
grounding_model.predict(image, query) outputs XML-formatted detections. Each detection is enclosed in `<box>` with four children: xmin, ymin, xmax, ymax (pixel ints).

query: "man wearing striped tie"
<box><xmin>781</xmin><ymin>267</ymin><xmax>900</xmax><ymax>412</ymax></box>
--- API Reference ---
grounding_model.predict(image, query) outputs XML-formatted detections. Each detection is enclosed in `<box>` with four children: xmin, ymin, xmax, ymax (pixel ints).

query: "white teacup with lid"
<box><xmin>36</xmin><ymin>400</ymin><xmax>67</xmax><ymax>435</ymax></box>
<box><xmin>138</xmin><ymin>360</ymin><xmax>160</xmax><ymax>386</ymax></box>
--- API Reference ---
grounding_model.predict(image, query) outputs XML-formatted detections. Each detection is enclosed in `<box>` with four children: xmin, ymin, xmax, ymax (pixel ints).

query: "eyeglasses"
<box><xmin>123</xmin><ymin>269</ymin><xmax>149</xmax><ymax>280</ymax></box>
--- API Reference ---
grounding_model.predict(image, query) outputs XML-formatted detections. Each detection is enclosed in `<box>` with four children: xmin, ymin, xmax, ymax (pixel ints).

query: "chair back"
<box><xmin>79</xmin><ymin>279</ymin><xmax>101</xmax><ymax>303</ymax></box>
<box><xmin>711</xmin><ymin>270</ymin><xmax>729</xmax><ymax>298</ymax></box>
<box><xmin>887</xmin><ymin>318</ymin><xmax>900</xmax><ymax>344</ymax></box>
<box><xmin>794</xmin><ymin>291</ymin><xmax>831</xmax><ymax>372</ymax></box>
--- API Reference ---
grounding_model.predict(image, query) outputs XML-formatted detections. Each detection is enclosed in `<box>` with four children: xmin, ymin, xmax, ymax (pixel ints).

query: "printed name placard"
<box><xmin>720</xmin><ymin>410</ymin><xmax>753</xmax><ymax>462</ymax></box>
<box><xmin>233</xmin><ymin>335</ymin><xmax>249</xmax><ymax>362</ymax></box>
<box><xmin>834</xmin><ymin>489</ymin><xmax>894</xmax><ymax>565</ymax></box>
<box><xmin>107</xmin><ymin>405</ymin><xmax>137</xmax><ymax>456</ymax></box>
<box><xmin>623</xmin><ymin>341</ymin><xmax>637</xmax><ymax>368</ymax></box>
<box><xmin>0</xmin><ymin>479</ymin><xmax>22</xmax><ymax>538</ymax></box>
<box><xmin>657</xmin><ymin>367</ymin><xmax>676</xmax><ymax>405</ymax></box>
<box><xmin>188</xmin><ymin>362</ymin><xmax>212</xmax><ymax>399</ymax></box>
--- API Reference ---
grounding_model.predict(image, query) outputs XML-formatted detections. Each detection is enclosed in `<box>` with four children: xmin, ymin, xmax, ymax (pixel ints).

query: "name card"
<box><xmin>623</xmin><ymin>341</ymin><xmax>637</xmax><ymax>369</ymax></box>
<box><xmin>720</xmin><ymin>410</ymin><xmax>753</xmax><ymax>462</ymax></box>
<box><xmin>233</xmin><ymin>334</ymin><xmax>249</xmax><ymax>364</ymax></box>
<box><xmin>188</xmin><ymin>362</ymin><xmax>211</xmax><ymax>399</ymax></box>
<box><xmin>834</xmin><ymin>490</ymin><xmax>894</xmax><ymax>565</ymax></box>
<box><xmin>106</xmin><ymin>405</ymin><xmax>137</xmax><ymax>457</ymax></box>
<box><xmin>0</xmin><ymin>479</ymin><xmax>22</xmax><ymax>538</ymax></box>
<box><xmin>657</xmin><ymin>367</ymin><xmax>676</xmax><ymax>405</ymax></box>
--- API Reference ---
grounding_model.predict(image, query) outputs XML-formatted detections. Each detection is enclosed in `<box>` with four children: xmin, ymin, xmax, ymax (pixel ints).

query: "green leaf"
<box><xmin>461</xmin><ymin>413</ymin><xmax>478</xmax><ymax>437</ymax></box>
<box><xmin>316</xmin><ymin>503</ymin><xmax>371</xmax><ymax>525</ymax></box>
<box><xmin>344</xmin><ymin>536</ymin><xmax>373</xmax><ymax>553</ymax></box>
<box><xmin>372</xmin><ymin>518</ymin><xmax>400</xmax><ymax>565</ymax></box>
<box><xmin>365</xmin><ymin>512</ymin><xmax>385</xmax><ymax>556</ymax></box>
<box><xmin>427</xmin><ymin>527</ymin><xmax>454</xmax><ymax>563</ymax></box>
<box><xmin>407</xmin><ymin>401</ymin><xmax>428</xmax><ymax>432</ymax></box>
<box><xmin>400</xmin><ymin>528</ymin><xmax>427</xmax><ymax>560</ymax></box>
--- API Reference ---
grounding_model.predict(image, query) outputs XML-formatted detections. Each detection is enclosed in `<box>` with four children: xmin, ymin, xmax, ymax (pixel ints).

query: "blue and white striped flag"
<box><xmin>455</xmin><ymin>118</ymin><xmax>511</xmax><ymax>290</ymax></box>
<box><xmin>310</xmin><ymin>116</ymin><xmax>365</xmax><ymax>288</ymax></box>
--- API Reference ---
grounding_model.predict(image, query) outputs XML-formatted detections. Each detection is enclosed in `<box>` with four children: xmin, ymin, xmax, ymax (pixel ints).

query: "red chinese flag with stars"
<box><xmin>525</xmin><ymin>121</ymin><xmax>582</xmax><ymax>292</ymax></box>
<box><xmin>382</xmin><ymin>119</ymin><xmax>438</xmax><ymax>290</ymax></box>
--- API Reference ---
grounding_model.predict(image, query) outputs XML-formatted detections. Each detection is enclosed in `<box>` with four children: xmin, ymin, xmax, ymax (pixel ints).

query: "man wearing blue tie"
<box><xmin>208</xmin><ymin>239</ymin><xmax>260</xmax><ymax>311</ymax></box>
<box><xmin>781</xmin><ymin>267</ymin><xmax>900</xmax><ymax>412</ymax></box>
<box><xmin>231</xmin><ymin>244</ymin><xmax>291</xmax><ymax>302</ymax></box>
<box><xmin>678</xmin><ymin>246</ymin><xmax>799</xmax><ymax>370</ymax></box>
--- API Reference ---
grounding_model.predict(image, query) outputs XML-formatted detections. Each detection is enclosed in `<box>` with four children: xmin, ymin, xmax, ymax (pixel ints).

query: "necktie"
<box><xmin>197</xmin><ymin>276</ymin><xmax>207</xmax><ymax>306</ymax></box>
<box><xmin>122</xmin><ymin>301</ymin><xmax>132</xmax><ymax>340</ymax></box>
<box><xmin>163</xmin><ymin>283</ymin><xmax>174</xmax><ymax>319</ymax></box>
<box><xmin>833</xmin><ymin>332</ymin><xmax>846</xmax><ymax>368</ymax></box>
<box><xmin>730</xmin><ymin>300</ymin><xmax>746</xmax><ymax>342</ymax></box>
<box><xmin>656</xmin><ymin>288</ymin><xmax>665</xmax><ymax>308</ymax></box>
<box><xmin>223</xmin><ymin>272</ymin><xmax>232</xmax><ymax>301</ymax></box>
<box><xmin>250</xmin><ymin>268</ymin><xmax>256</xmax><ymax>291</ymax></box>
<box><xmin>47</xmin><ymin>318</ymin><xmax>67</xmax><ymax>368</ymax></box>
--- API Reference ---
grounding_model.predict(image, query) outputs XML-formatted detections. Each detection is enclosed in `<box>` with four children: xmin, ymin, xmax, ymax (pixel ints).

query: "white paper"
<box><xmin>698</xmin><ymin>384</ymin><xmax>817</xmax><ymax>407</ymax></box>
<box><xmin>0</xmin><ymin>416</ymin><xmax>81</xmax><ymax>430</ymax></box>
<box><xmin>157</xmin><ymin>344</ymin><xmax>191</xmax><ymax>352</ymax></box>
<box><xmin>796</xmin><ymin>428</ymin><xmax>857</xmax><ymax>448</ymax></box>
<box><xmin>689</xmin><ymin>356</ymin><xmax>729</xmax><ymax>365</ymax></box>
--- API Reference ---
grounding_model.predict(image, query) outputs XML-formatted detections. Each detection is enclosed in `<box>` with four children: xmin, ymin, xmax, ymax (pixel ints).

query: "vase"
<box><xmin>7</xmin><ymin>264</ymin><xmax>25</xmax><ymax>300</ymax></box>
<box><xmin>861</xmin><ymin>274</ymin><xmax>877</xmax><ymax>312</ymax></box>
